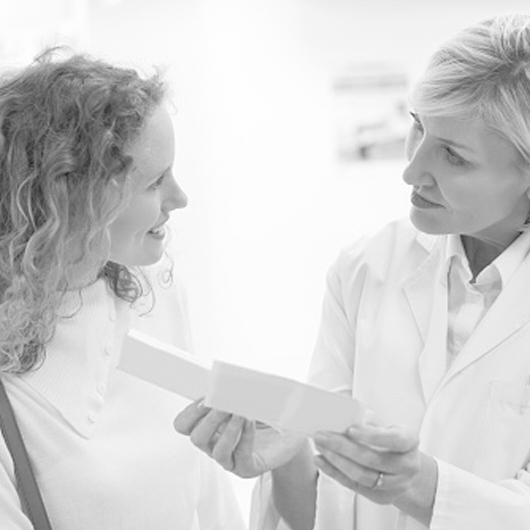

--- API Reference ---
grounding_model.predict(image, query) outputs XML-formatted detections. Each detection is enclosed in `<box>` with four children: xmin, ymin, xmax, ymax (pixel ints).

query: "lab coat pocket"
<box><xmin>473</xmin><ymin>380</ymin><xmax>530</xmax><ymax>481</ymax></box>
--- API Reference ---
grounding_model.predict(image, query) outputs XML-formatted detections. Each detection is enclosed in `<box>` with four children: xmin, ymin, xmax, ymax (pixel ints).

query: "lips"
<box><xmin>148</xmin><ymin>217</ymin><xmax>169</xmax><ymax>235</ymax></box>
<box><xmin>411</xmin><ymin>190</ymin><xmax>442</xmax><ymax>209</ymax></box>
<box><xmin>147</xmin><ymin>225</ymin><xmax>165</xmax><ymax>236</ymax></box>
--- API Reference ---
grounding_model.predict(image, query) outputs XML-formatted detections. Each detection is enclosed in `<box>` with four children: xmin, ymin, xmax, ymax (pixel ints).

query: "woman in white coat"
<box><xmin>175</xmin><ymin>13</ymin><xmax>530</xmax><ymax>530</ymax></box>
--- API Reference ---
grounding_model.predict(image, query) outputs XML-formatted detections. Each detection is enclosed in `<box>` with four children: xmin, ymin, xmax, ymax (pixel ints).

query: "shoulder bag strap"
<box><xmin>0</xmin><ymin>377</ymin><xmax>53</xmax><ymax>529</ymax></box>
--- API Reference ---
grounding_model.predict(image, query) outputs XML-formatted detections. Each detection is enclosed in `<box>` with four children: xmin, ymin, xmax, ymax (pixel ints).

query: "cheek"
<box><xmin>112</xmin><ymin>198</ymin><xmax>159</xmax><ymax>236</ymax></box>
<box><xmin>440</xmin><ymin>187</ymin><xmax>477</xmax><ymax>216</ymax></box>
<box><xmin>446</xmin><ymin>187</ymin><xmax>513</xmax><ymax>222</ymax></box>
<box><xmin>108</xmin><ymin>216</ymin><xmax>143</xmax><ymax>255</ymax></box>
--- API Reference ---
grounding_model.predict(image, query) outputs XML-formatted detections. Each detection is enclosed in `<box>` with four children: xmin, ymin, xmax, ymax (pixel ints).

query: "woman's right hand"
<box><xmin>174</xmin><ymin>398</ymin><xmax>306</xmax><ymax>478</ymax></box>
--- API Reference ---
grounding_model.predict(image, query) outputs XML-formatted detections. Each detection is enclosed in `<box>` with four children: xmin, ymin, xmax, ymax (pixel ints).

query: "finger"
<box><xmin>314</xmin><ymin>447</ymin><xmax>382</xmax><ymax>490</ymax></box>
<box><xmin>174</xmin><ymin>398</ymin><xmax>210</xmax><ymax>434</ymax></box>
<box><xmin>346</xmin><ymin>423</ymin><xmax>418</xmax><ymax>453</ymax></box>
<box><xmin>233</xmin><ymin>419</ymin><xmax>255</xmax><ymax>460</ymax></box>
<box><xmin>212</xmin><ymin>415</ymin><xmax>246</xmax><ymax>470</ymax></box>
<box><xmin>232</xmin><ymin>420</ymin><xmax>263</xmax><ymax>478</ymax></box>
<box><xmin>315</xmin><ymin>454</ymin><xmax>359</xmax><ymax>491</ymax></box>
<box><xmin>314</xmin><ymin>432</ymin><xmax>396</xmax><ymax>473</ymax></box>
<box><xmin>189</xmin><ymin>410</ymin><xmax>233</xmax><ymax>453</ymax></box>
<box><xmin>315</xmin><ymin>454</ymin><xmax>400</xmax><ymax>504</ymax></box>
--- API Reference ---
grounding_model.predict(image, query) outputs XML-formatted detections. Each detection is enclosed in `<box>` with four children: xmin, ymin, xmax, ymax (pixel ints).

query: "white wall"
<box><xmin>83</xmin><ymin>0</ymin><xmax>530</xmax><ymax>379</ymax></box>
<box><xmin>4</xmin><ymin>0</ymin><xmax>528</xmax><ymax>378</ymax></box>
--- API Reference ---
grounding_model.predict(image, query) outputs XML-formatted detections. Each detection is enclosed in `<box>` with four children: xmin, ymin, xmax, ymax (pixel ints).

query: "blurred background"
<box><xmin>2</xmin><ymin>0</ymin><xmax>529</xmax><ymax>520</ymax></box>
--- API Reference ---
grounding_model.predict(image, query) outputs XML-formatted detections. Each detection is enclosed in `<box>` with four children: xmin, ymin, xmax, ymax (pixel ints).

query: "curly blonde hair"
<box><xmin>0</xmin><ymin>49</ymin><xmax>166</xmax><ymax>373</ymax></box>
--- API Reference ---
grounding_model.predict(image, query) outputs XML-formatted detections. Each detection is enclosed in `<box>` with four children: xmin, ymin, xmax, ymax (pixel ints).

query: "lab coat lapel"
<box><xmin>444</xmin><ymin>252</ymin><xmax>530</xmax><ymax>382</ymax></box>
<box><xmin>403</xmin><ymin>237</ymin><xmax>448</xmax><ymax>403</ymax></box>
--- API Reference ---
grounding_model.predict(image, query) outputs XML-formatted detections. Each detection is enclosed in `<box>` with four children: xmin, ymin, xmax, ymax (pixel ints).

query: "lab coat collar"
<box><xmin>441</xmin><ymin>237</ymin><xmax>530</xmax><ymax>389</ymax></box>
<box><xmin>403</xmin><ymin>233</ymin><xmax>449</xmax><ymax>402</ymax></box>
<box><xmin>446</xmin><ymin>230</ymin><xmax>530</xmax><ymax>287</ymax></box>
<box><xmin>405</xmin><ymin>229</ymin><xmax>530</xmax><ymax>402</ymax></box>
<box><xmin>403</xmin><ymin>232</ymin><xmax>447</xmax><ymax>346</ymax></box>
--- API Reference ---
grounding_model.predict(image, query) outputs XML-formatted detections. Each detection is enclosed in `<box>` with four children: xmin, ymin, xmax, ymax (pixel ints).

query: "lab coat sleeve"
<box><xmin>430</xmin><ymin>458</ymin><xmax>530</xmax><ymax>530</ymax></box>
<box><xmin>309</xmin><ymin>220</ymin><xmax>417</xmax><ymax>395</ymax></box>
<box><xmin>308</xmin><ymin>249</ymin><xmax>359</xmax><ymax>395</ymax></box>
<box><xmin>308</xmin><ymin>252</ymin><xmax>360</xmax><ymax>527</ymax></box>
<box><xmin>197</xmin><ymin>453</ymin><xmax>247</xmax><ymax>530</ymax></box>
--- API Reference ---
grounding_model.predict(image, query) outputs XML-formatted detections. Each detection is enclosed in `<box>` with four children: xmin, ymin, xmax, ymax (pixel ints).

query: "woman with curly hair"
<box><xmin>0</xmin><ymin>50</ymin><xmax>245</xmax><ymax>529</ymax></box>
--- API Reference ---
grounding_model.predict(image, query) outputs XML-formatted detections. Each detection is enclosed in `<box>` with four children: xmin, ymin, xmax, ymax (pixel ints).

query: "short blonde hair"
<box><xmin>410</xmin><ymin>13</ymin><xmax>530</xmax><ymax>166</ymax></box>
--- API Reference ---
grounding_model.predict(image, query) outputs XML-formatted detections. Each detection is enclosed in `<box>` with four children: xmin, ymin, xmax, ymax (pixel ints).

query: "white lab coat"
<box><xmin>252</xmin><ymin>217</ymin><xmax>530</xmax><ymax>530</ymax></box>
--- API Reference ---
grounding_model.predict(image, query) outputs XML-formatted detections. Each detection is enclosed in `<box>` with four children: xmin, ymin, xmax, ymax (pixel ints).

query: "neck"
<box><xmin>461</xmin><ymin>235</ymin><xmax>515</xmax><ymax>280</ymax></box>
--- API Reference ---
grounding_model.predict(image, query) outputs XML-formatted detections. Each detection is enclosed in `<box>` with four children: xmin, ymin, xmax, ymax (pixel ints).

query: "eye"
<box><xmin>444</xmin><ymin>146</ymin><xmax>467</xmax><ymax>166</ymax></box>
<box><xmin>149</xmin><ymin>173</ymin><xmax>166</xmax><ymax>190</ymax></box>
<box><xmin>409</xmin><ymin>111</ymin><xmax>424</xmax><ymax>134</ymax></box>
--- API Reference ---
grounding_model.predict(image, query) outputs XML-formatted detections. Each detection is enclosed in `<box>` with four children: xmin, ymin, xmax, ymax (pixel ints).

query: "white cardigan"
<box><xmin>0</xmin><ymin>279</ymin><xmax>245</xmax><ymax>530</ymax></box>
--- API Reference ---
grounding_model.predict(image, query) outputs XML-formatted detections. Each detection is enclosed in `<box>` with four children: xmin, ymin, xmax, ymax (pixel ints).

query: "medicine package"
<box><xmin>118</xmin><ymin>329</ymin><xmax>365</xmax><ymax>435</ymax></box>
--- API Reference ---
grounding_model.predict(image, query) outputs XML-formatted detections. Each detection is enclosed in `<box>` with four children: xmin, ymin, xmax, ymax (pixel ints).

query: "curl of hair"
<box><xmin>0</xmin><ymin>48</ymin><xmax>166</xmax><ymax>373</ymax></box>
<box><xmin>410</xmin><ymin>13</ymin><xmax>530</xmax><ymax>167</ymax></box>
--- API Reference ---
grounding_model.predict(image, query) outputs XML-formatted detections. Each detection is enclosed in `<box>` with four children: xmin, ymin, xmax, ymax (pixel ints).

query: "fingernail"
<box><xmin>196</xmin><ymin>398</ymin><xmax>208</xmax><ymax>411</ymax></box>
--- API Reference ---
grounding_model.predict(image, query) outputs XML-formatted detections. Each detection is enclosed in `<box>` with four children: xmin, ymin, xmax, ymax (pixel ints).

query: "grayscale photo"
<box><xmin>0</xmin><ymin>1</ymin><xmax>530</xmax><ymax>529</ymax></box>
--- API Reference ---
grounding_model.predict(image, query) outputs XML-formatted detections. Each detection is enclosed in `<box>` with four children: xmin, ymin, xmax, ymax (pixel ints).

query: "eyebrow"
<box><xmin>410</xmin><ymin>112</ymin><xmax>476</xmax><ymax>155</ymax></box>
<box><xmin>149</xmin><ymin>167</ymin><xmax>171</xmax><ymax>183</ymax></box>
<box><xmin>434</xmin><ymin>136</ymin><xmax>476</xmax><ymax>154</ymax></box>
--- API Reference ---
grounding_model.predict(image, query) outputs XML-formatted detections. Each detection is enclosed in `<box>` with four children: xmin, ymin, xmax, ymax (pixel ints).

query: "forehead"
<box><xmin>126</xmin><ymin>105</ymin><xmax>175</xmax><ymax>183</ymax></box>
<box><xmin>423</xmin><ymin>115</ymin><xmax>522</xmax><ymax>168</ymax></box>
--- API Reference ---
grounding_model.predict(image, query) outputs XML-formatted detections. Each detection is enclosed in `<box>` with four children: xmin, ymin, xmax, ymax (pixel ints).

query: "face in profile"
<box><xmin>108</xmin><ymin>105</ymin><xmax>187</xmax><ymax>267</ymax></box>
<box><xmin>402</xmin><ymin>112</ymin><xmax>530</xmax><ymax>249</ymax></box>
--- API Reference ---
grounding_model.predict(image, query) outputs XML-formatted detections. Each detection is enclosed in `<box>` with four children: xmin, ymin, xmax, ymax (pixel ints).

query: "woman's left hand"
<box><xmin>313</xmin><ymin>421</ymin><xmax>438</xmax><ymax>525</ymax></box>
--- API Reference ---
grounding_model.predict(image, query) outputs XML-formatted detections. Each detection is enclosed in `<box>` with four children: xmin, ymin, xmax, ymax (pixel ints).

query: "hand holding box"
<box><xmin>118</xmin><ymin>330</ymin><xmax>365</xmax><ymax>435</ymax></box>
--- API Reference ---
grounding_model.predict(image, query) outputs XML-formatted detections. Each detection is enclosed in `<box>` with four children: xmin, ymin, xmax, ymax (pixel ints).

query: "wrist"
<box><xmin>272</xmin><ymin>440</ymin><xmax>317</xmax><ymax>480</ymax></box>
<box><xmin>271</xmin><ymin>440</ymin><xmax>318</xmax><ymax>530</ymax></box>
<box><xmin>394</xmin><ymin>453</ymin><xmax>438</xmax><ymax>527</ymax></box>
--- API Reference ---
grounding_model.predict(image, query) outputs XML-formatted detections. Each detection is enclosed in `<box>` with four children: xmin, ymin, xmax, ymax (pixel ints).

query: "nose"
<box><xmin>402</xmin><ymin>140</ymin><xmax>435</xmax><ymax>187</ymax></box>
<box><xmin>164</xmin><ymin>175</ymin><xmax>188</xmax><ymax>211</ymax></box>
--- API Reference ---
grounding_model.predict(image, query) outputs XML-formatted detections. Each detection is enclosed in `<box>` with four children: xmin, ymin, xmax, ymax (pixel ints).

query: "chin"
<box><xmin>409</xmin><ymin>210</ymin><xmax>450</xmax><ymax>235</ymax></box>
<box><xmin>111</xmin><ymin>250</ymin><xmax>165</xmax><ymax>268</ymax></box>
<box><xmin>136</xmin><ymin>252</ymin><xmax>165</xmax><ymax>267</ymax></box>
